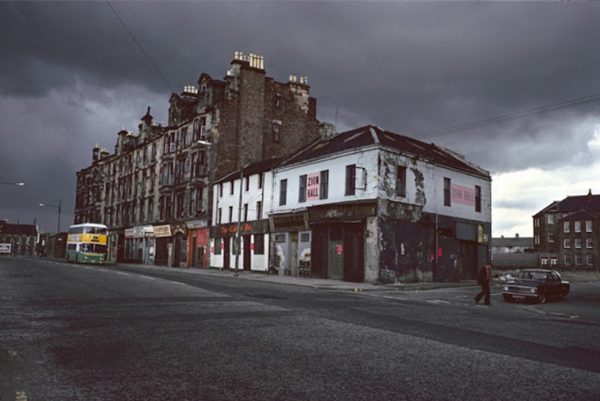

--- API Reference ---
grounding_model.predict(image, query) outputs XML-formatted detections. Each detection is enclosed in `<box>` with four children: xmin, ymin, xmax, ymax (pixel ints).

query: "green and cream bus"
<box><xmin>66</xmin><ymin>223</ymin><xmax>108</xmax><ymax>264</ymax></box>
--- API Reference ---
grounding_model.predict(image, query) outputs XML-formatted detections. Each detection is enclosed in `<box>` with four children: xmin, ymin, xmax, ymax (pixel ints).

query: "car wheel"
<box><xmin>503</xmin><ymin>294</ymin><xmax>512</xmax><ymax>303</ymax></box>
<box><xmin>537</xmin><ymin>293</ymin><xmax>546</xmax><ymax>304</ymax></box>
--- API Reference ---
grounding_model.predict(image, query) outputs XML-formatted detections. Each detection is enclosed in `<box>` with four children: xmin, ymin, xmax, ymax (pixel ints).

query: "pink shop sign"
<box><xmin>451</xmin><ymin>184</ymin><xmax>475</xmax><ymax>206</ymax></box>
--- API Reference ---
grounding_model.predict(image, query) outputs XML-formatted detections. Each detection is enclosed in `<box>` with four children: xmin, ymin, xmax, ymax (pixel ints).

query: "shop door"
<box><xmin>311</xmin><ymin>226</ymin><xmax>328</xmax><ymax>278</ymax></box>
<box><xmin>223</xmin><ymin>237</ymin><xmax>231</xmax><ymax>270</ymax></box>
<box><xmin>192</xmin><ymin>236</ymin><xmax>197</xmax><ymax>268</ymax></box>
<box><xmin>243</xmin><ymin>235</ymin><xmax>251</xmax><ymax>271</ymax></box>
<box><xmin>460</xmin><ymin>241</ymin><xmax>477</xmax><ymax>280</ymax></box>
<box><xmin>344</xmin><ymin>225</ymin><xmax>364</xmax><ymax>282</ymax></box>
<box><xmin>328</xmin><ymin>225</ymin><xmax>344</xmax><ymax>280</ymax></box>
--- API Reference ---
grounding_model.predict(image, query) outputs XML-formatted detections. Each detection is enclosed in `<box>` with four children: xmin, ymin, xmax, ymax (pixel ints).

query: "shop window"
<box><xmin>300</xmin><ymin>233</ymin><xmax>310</xmax><ymax>242</ymax></box>
<box><xmin>275</xmin><ymin>234</ymin><xmax>286</xmax><ymax>243</ymax></box>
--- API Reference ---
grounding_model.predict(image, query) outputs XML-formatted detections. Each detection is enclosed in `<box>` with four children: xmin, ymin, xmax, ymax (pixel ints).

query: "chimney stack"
<box><xmin>92</xmin><ymin>144</ymin><xmax>100</xmax><ymax>163</ymax></box>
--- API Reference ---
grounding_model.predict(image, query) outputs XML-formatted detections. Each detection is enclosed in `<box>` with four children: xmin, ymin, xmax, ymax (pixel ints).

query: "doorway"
<box><xmin>223</xmin><ymin>236</ymin><xmax>230</xmax><ymax>270</ymax></box>
<box><xmin>243</xmin><ymin>235</ymin><xmax>251</xmax><ymax>271</ymax></box>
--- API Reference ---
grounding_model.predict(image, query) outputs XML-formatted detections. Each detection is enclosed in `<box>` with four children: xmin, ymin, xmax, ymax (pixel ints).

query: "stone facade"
<box><xmin>73</xmin><ymin>52</ymin><xmax>320</xmax><ymax>266</ymax></box>
<box><xmin>533</xmin><ymin>191</ymin><xmax>600</xmax><ymax>269</ymax></box>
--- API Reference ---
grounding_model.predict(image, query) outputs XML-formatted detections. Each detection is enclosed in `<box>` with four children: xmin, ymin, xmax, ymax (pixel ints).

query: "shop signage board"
<box><xmin>154</xmin><ymin>225</ymin><xmax>172</xmax><ymax>238</ymax></box>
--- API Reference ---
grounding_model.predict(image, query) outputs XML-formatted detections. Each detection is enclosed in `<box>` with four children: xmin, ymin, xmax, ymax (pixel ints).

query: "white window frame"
<box><xmin>586</xmin><ymin>238</ymin><xmax>593</xmax><ymax>249</ymax></box>
<box><xmin>587</xmin><ymin>255</ymin><xmax>594</xmax><ymax>266</ymax></box>
<box><xmin>575</xmin><ymin>238</ymin><xmax>582</xmax><ymax>249</ymax></box>
<box><xmin>563</xmin><ymin>239</ymin><xmax>570</xmax><ymax>249</ymax></box>
<box><xmin>540</xmin><ymin>257</ymin><xmax>548</xmax><ymax>265</ymax></box>
<box><xmin>547</xmin><ymin>214</ymin><xmax>554</xmax><ymax>224</ymax></box>
<box><xmin>576</xmin><ymin>255</ymin><xmax>582</xmax><ymax>265</ymax></box>
<box><xmin>563</xmin><ymin>221</ymin><xmax>570</xmax><ymax>233</ymax></box>
<box><xmin>547</xmin><ymin>233</ymin><xmax>555</xmax><ymax>243</ymax></box>
<box><xmin>574</xmin><ymin>221</ymin><xmax>581</xmax><ymax>233</ymax></box>
<box><xmin>586</xmin><ymin>220</ymin><xmax>592</xmax><ymax>233</ymax></box>
<box><xmin>534</xmin><ymin>235</ymin><xmax>540</xmax><ymax>245</ymax></box>
<box><xmin>550</xmin><ymin>257</ymin><xmax>558</xmax><ymax>266</ymax></box>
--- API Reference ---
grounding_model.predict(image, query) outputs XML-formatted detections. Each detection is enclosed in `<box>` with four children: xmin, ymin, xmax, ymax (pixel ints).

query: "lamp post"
<box><xmin>39</xmin><ymin>199</ymin><xmax>62</xmax><ymax>233</ymax></box>
<box><xmin>197</xmin><ymin>138</ymin><xmax>245</xmax><ymax>277</ymax></box>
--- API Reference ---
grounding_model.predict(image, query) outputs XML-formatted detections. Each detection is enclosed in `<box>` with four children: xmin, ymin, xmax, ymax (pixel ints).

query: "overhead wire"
<box><xmin>417</xmin><ymin>92</ymin><xmax>600</xmax><ymax>137</ymax></box>
<box><xmin>105</xmin><ymin>0</ymin><xmax>175</xmax><ymax>94</ymax></box>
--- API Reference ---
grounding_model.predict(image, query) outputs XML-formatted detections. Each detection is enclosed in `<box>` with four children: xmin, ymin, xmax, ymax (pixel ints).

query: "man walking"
<box><xmin>475</xmin><ymin>263</ymin><xmax>492</xmax><ymax>305</ymax></box>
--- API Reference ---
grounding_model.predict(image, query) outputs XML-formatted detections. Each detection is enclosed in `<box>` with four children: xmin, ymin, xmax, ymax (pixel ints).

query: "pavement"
<box><xmin>114</xmin><ymin>261</ymin><xmax>479</xmax><ymax>292</ymax></box>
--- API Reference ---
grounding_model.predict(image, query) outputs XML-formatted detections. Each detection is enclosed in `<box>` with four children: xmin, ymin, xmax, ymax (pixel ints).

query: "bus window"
<box><xmin>69</xmin><ymin>227</ymin><xmax>84</xmax><ymax>234</ymax></box>
<box><xmin>93</xmin><ymin>244</ymin><xmax>107</xmax><ymax>253</ymax></box>
<box><xmin>80</xmin><ymin>243</ymin><xmax>90</xmax><ymax>253</ymax></box>
<box><xmin>67</xmin><ymin>244</ymin><xmax>78</xmax><ymax>251</ymax></box>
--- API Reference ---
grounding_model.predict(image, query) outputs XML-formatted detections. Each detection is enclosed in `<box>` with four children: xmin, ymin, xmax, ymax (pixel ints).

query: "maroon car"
<box><xmin>502</xmin><ymin>269</ymin><xmax>570</xmax><ymax>304</ymax></box>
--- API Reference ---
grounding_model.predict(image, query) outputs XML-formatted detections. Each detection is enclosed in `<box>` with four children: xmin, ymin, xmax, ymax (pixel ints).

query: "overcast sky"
<box><xmin>1</xmin><ymin>1</ymin><xmax>599</xmax><ymax>236</ymax></box>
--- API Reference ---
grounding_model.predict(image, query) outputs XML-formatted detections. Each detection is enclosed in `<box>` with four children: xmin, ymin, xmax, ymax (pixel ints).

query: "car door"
<box><xmin>546</xmin><ymin>272</ymin><xmax>559</xmax><ymax>297</ymax></box>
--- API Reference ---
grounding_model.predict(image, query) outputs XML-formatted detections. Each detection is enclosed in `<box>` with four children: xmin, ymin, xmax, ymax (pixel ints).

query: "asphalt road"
<box><xmin>1</xmin><ymin>257</ymin><xmax>599</xmax><ymax>401</ymax></box>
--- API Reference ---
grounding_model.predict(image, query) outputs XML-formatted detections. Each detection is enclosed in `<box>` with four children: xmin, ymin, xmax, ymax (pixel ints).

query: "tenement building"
<box><xmin>74</xmin><ymin>52</ymin><xmax>320</xmax><ymax>266</ymax></box>
<box><xmin>533</xmin><ymin>190</ymin><xmax>600</xmax><ymax>268</ymax></box>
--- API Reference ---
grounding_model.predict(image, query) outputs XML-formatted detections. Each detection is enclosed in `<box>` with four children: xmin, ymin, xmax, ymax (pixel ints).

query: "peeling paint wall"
<box><xmin>364</xmin><ymin>216</ymin><xmax>380</xmax><ymax>284</ymax></box>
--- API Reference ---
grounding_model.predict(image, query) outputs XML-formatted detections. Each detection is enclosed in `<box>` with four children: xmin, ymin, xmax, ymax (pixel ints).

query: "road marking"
<box><xmin>15</xmin><ymin>391</ymin><xmax>28</xmax><ymax>401</ymax></box>
<box><xmin>426</xmin><ymin>299</ymin><xmax>450</xmax><ymax>304</ymax></box>
<box><xmin>169</xmin><ymin>281</ymin><xmax>185</xmax><ymax>286</ymax></box>
<box><xmin>140</xmin><ymin>275</ymin><xmax>155</xmax><ymax>280</ymax></box>
<box><xmin>117</xmin><ymin>271</ymin><xmax>129</xmax><ymax>276</ymax></box>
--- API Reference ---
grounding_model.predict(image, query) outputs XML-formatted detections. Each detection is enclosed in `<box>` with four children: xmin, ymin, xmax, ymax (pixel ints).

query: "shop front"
<box><xmin>269</xmin><ymin>211</ymin><xmax>310</xmax><ymax>276</ymax></box>
<box><xmin>209</xmin><ymin>219</ymin><xmax>270</xmax><ymax>272</ymax></box>
<box><xmin>308</xmin><ymin>201</ymin><xmax>376</xmax><ymax>283</ymax></box>
<box><xmin>186</xmin><ymin>220</ymin><xmax>209</xmax><ymax>269</ymax></box>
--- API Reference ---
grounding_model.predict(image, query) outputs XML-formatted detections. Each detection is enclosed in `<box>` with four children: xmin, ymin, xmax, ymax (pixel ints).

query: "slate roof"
<box><xmin>0</xmin><ymin>222</ymin><xmax>38</xmax><ymax>236</ymax></box>
<box><xmin>534</xmin><ymin>193</ymin><xmax>600</xmax><ymax>217</ymax></box>
<box><xmin>491</xmin><ymin>236</ymin><xmax>533</xmax><ymax>248</ymax></box>
<box><xmin>561</xmin><ymin>209</ymin><xmax>596</xmax><ymax>221</ymax></box>
<box><xmin>215</xmin><ymin>157</ymin><xmax>283</xmax><ymax>184</ymax></box>
<box><xmin>279</xmin><ymin>125</ymin><xmax>490</xmax><ymax>179</ymax></box>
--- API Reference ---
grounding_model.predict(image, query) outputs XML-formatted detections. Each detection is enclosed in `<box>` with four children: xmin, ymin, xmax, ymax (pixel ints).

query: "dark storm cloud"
<box><xmin>1</xmin><ymin>1</ymin><xmax>600</xmax><ymax>231</ymax></box>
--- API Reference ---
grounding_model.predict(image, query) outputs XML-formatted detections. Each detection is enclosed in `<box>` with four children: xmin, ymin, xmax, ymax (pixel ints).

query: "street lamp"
<box><xmin>1</xmin><ymin>182</ymin><xmax>25</xmax><ymax>186</ymax></box>
<box><xmin>39</xmin><ymin>199</ymin><xmax>62</xmax><ymax>233</ymax></box>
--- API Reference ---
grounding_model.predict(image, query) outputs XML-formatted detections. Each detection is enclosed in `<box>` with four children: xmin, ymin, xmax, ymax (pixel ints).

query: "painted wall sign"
<box><xmin>336</xmin><ymin>244</ymin><xmax>343</xmax><ymax>255</ymax></box>
<box><xmin>306</xmin><ymin>172</ymin><xmax>320</xmax><ymax>201</ymax></box>
<box><xmin>451</xmin><ymin>184</ymin><xmax>475</xmax><ymax>206</ymax></box>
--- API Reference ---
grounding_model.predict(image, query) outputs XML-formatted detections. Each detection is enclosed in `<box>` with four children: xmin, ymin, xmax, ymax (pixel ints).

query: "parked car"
<box><xmin>502</xmin><ymin>269</ymin><xmax>570</xmax><ymax>304</ymax></box>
